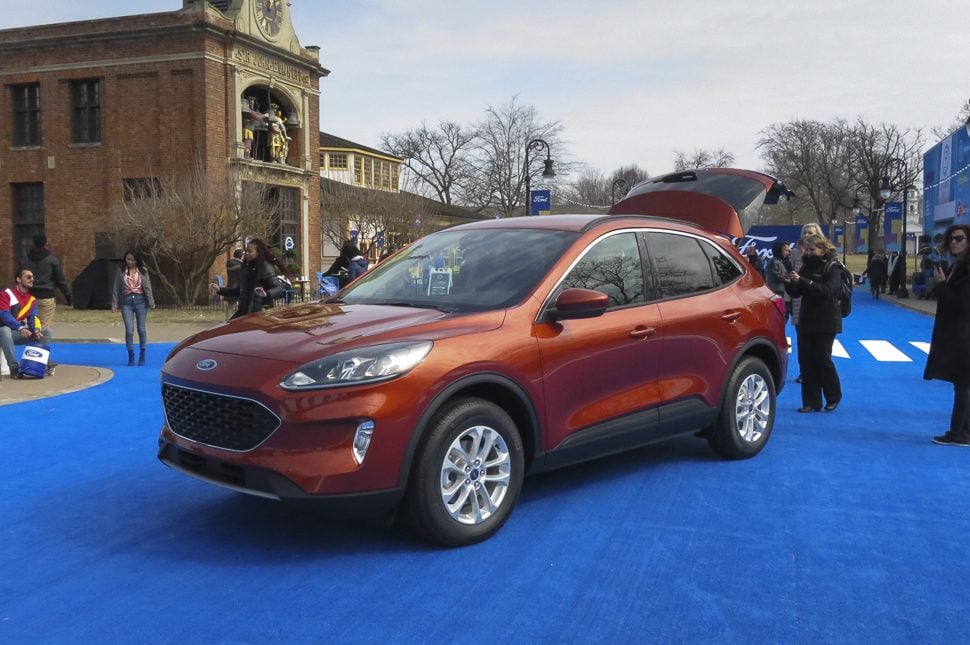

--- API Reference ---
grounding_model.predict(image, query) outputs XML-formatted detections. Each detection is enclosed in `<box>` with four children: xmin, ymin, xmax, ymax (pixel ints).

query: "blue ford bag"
<box><xmin>19</xmin><ymin>343</ymin><xmax>49</xmax><ymax>379</ymax></box>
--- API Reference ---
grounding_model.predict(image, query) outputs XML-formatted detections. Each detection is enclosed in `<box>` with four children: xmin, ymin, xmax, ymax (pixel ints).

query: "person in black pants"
<box><xmin>784</xmin><ymin>232</ymin><xmax>843</xmax><ymax>412</ymax></box>
<box><xmin>924</xmin><ymin>224</ymin><xmax>970</xmax><ymax>446</ymax></box>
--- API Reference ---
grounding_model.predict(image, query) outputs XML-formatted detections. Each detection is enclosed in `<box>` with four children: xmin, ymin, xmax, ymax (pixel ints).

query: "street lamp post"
<box><xmin>880</xmin><ymin>158</ymin><xmax>910</xmax><ymax>299</ymax></box>
<box><xmin>523</xmin><ymin>138</ymin><xmax>555</xmax><ymax>215</ymax></box>
<box><xmin>611</xmin><ymin>179</ymin><xmax>628</xmax><ymax>206</ymax></box>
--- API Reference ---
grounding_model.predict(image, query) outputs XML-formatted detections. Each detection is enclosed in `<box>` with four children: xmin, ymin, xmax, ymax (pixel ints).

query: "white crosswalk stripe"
<box><xmin>832</xmin><ymin>339</ymin><xmax>849</xmax><ymax>359</ymax></box>
<box><xmin>910</xmin><ymin>341</ymin><xmax>931</xmax><ymax>354</ymax></box>
<box><xmin>859</xmin><ymin>340</ymin><xmax>912</xmax><ymax>362</ymax></box>
<box><xmin>783</xmin><ymin>337</ymin><xmax>929</xmax><ymax>361</ymax></box>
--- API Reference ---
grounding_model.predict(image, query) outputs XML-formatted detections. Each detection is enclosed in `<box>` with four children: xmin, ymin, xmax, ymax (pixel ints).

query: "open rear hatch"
<box><xmin>608</xmin><ymin>168</ymin><xmax>793</xmax><ymax>237</ymax></box>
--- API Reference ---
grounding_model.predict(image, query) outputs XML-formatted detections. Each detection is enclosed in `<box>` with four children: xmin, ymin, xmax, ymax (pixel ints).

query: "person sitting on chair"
<box><xmin>0</xmin><ymin>267</ymin><xmax>52</xmax><ymax>379</ymax></box>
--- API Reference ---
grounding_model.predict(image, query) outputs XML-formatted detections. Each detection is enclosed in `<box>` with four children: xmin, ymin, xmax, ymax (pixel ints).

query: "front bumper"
<box><xmin>157</xmin><ymin>440</ymin><xmax>403</xmax><ymax>517</ymax></box>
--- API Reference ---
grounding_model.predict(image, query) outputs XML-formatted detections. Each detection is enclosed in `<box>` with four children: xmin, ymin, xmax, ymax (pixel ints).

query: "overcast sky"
<box><xmin>5</xmin><ymin>0</ymin><xmax>968</xmax><ymax>179</ymax></box>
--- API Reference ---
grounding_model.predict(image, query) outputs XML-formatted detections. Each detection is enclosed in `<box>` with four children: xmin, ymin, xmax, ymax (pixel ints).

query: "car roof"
<box><xmin>444</xmin><ymin>213</ymin><xmax>714</xmax><ymax>236</ymax></box>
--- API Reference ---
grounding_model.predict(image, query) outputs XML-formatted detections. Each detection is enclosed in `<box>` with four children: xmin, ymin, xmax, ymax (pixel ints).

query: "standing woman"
<box><xmin>211</xmin><ymin>238</ymin><xmax>288</xmax><ymax>320</ymax></box>
<box><xmin>111</xmin><ymin>249</ymin><xmax>155</xmax><ymax>366</ymax></box>
<box><xmin>924</xmin><ymin>224</ymin><xmax>970</xmax><ymax>446</ymax></box>
<box><xmin>783</xmin><ymin>232</ymin><xmax>843</xmax><ymax>412</ymax></box>
<box><xmin>765</xmin><ymin>241</ymin><xmax>792</xmax><ymax>320</ymax></box>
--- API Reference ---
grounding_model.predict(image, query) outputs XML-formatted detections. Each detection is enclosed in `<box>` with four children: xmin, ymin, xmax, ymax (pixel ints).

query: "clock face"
<box><xmin>255</xmin><ymin>0</ymin><xmax>284</xmax><ymax>37</ymax></box>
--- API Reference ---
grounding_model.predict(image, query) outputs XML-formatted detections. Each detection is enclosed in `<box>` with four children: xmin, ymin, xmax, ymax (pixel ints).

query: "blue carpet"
<box><xmin>1</xmin><ymin>294</ymin><xmax>968</xmax><ymax>643</ymax></box>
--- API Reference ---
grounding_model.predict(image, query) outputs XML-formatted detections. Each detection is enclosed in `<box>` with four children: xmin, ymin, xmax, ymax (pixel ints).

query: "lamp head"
<box><xmin>879</xmin><ymin>175</ymin><xmax>892</xmax><ymax>201</ymax></box>
<box><xmin>542</xmin><ymin>158</ymin><xmax>556</xmax><ymax>179</ymax></box>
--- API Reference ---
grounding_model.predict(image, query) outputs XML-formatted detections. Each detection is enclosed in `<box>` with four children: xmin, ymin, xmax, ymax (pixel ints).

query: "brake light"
<box><xmin>770</xmin><ymin>294</ymin><xmax>787</xmax><ymax>318</ymax></box>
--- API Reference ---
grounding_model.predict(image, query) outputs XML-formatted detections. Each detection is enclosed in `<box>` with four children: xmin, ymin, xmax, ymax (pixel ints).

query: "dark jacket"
<box><xmin>218</xmin><ymin>260</ymin><xmax>285</xmax><ymax>319</ymax></box>
<box><xmin>865</xmin><ymin>255</ymin><xmax>888</xmax><ymax>286</ymax></box>
<box><xmin>347</xmin><ymin>255</ymin><xmax>368</xmax><ymax>280</ymax></box>
<box><xmin>923</xmin><ymin>260</ymin><xmax>970</xmax><ymax>384</ymax></box>
<box><xmin>784</xmin><ymin>251</ymin><xmax>843</xmax><ymax>334</ymax></box>
<box><xmin>25</xmin><ymin>247</ymin><xmax>72</xmax><ymax>303</ymax></box>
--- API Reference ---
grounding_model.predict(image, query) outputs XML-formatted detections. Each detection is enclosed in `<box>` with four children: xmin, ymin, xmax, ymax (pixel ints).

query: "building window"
<box><xmin>328</xmin><ymin>153</ymin><xmax>348</xmax><ymax>170</ymax></box>
<box><xmin>71</xmin><ymin>79</ymin><xmax>101</xmax><ymax>144</ymax></box>
<box><xmin>123</xmin><ymin>177</ymin><xmax>161</xmax><ymax>201</ymax></box>
<box><xmin>391</xmin><ymin>165</ymin><xmax>399</xmax><ymax>190</ymax></box>
<box><xmin>379</xmin><ymin>161</ymin><xmax>391</xmax><ymax>189</ymax></box>
<box><xmin>12</xmin><ymin>183</ymin><xmax>45</xmax><ymax>261</ymax></box>
<box><xmin>12</xmin><ymin>84</ymin><xmax>41</xmax><ymax>147</ymax></box>
<box><xmin>363</xmin><ymin>157</ymin><xmax>373</xmax><ymax>187</ymax></box>
<box><xmin>354</xmin><ymin>157</ymin><xmax>363</xmax><ymax>184</ymax></box>
<box><xmin>272</xmin><ymin>186</ymin><xmax>300</xmax><ymax>270</ymax></box>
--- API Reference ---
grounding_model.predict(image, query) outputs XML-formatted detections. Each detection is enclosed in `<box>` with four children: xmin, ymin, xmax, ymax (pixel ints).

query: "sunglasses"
<box><xmin>950</xmin><ymin>235</ymin><xmax>967</xmax><ymax>243</ymax></box>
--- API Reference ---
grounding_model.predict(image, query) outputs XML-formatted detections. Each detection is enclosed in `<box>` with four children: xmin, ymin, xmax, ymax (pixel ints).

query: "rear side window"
<box><xmin>644</xmin><ymin>232</ymin><xmax>715</xmax><ymax>297</ymax></box>
<box><xmin>560</xmin><ymin>232</ymin><xmax>645</xmax><ymax>308</ymax></box>
<box><xmin>701</xmin><ymin>240</ymin><xmax>743</xmax><ymax>285</ymax></box>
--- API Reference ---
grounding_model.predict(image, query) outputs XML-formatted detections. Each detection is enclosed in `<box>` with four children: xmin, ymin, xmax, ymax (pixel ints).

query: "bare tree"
<box><xmin>380</xmin><ymin>121</ymin><xmax>477</xmax><ymax>204</ymax></box>
<box><xmin>470</xmin><ymin>96</ymin><xmax>570</xmax><ymax>218</ymax></box>
<box><xmin>758</xmin><ymin>119</ymin><xmax>854</xmax><ymax>227</ymax></box>
<box><xmin>109</xmin><ymin>161</ymin><xmax>275</xmax><ymax>305</ymax></box>
<box><xmin>563</xmin><ymin>163</ymin><xmax>650</xmax><ymax>208</ymax></box>
<box><xmin>672</xmin><ymin>148</ymin><xmax>735</xmax><ymax>171</ymax></box>
<box><xmin>321</xmin><ymin>182</ymin><xmax>431</xmax><ymax>255</ymax></box>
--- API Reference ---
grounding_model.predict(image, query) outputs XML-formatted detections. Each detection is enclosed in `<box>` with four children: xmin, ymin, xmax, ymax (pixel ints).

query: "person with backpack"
<box><xmin>784</xmin><ymin>232</ymin><xmax>843</xmax><ymax>413</ymax></box>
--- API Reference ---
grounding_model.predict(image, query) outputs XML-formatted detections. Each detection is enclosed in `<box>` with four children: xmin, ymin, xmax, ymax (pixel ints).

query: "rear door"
<box><xmin>643</xmin><ymin>231</ymin><xmax>749</xmax><ymax>428</ymax></box>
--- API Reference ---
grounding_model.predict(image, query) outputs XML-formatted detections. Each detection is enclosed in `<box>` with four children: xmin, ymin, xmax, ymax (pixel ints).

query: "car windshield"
<box><xmin>341</xmin><ymin>228</ymin><xmax>577</xmax><ymax>313</ymax></box>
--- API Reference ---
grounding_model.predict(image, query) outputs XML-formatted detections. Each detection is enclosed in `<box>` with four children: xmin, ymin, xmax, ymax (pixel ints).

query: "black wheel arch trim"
<box><xmin>396</xmin><ymin>372</ymin><xmax>542</xmax><ymax>491</ymax></box>
<box><xmin>724</xmin><ymin>337</ymin><xmax>784</xmax><ymax>399</ymax></box>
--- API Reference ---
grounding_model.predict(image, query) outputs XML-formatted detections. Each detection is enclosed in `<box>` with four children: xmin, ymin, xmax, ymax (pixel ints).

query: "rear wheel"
<box><xmin>408</xmin><ymin>397</ymin><xmax>524</xmax><ymax>547</ymax></box>
<box><xmin>709</xmin><ymin>357</ymin><xmax>775</xmax><ymax>459</ymax></box>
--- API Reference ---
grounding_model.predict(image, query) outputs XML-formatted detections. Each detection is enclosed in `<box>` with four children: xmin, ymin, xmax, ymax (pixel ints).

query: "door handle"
<box><xmin>721</xmin><ymin>311</ymin><xmax>742</xmax><ymax>322</ymax></box>
<box><xmin>629</xmin><ymin>326</ymin><xmax>656</xmax><ymax>339</ymax></box>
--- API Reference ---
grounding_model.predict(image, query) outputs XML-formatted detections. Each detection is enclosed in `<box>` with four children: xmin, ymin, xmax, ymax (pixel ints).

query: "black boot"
<box><xmin>127</xmin><ymin>349</ymin><xmax>135</xmax><ymax>366</ymax></box>
<box><xmin>138</xmin><ymin>348</ymin><xmax>146</xmax><ymax>366</ymax></box>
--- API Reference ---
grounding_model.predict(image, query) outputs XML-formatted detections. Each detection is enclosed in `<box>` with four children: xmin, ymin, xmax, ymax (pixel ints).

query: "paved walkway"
<box><xmin>0</xmin><ymin>297</ymin><xmax>937</xmax><ymax>406</ymax></box>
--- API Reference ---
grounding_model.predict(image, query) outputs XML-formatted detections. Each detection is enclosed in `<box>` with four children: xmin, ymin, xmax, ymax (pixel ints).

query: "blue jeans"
<box><xmin>121</xmin><ymin>293</ymin><xmax>148</xmax><ymax>350</ymax></box>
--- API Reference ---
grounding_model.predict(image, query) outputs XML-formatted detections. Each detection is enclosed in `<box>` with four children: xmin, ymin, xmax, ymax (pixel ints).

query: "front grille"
<box><xmin>162</xmin><ymin>383</ymin><xmax>280</xmax><ymax>451</ymax></box>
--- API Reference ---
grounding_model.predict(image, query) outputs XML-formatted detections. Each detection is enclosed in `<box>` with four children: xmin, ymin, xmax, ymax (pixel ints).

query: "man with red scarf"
<box><xmin>0</xmin><ymin>267</ymin><xmax>52</xmax><ymax>379</ymax></box>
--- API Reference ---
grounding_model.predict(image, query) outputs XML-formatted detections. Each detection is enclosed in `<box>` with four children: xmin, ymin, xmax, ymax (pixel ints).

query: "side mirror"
<box><xmin>549</xmin><ymin>288</ymin><xmax>610</xmax><ymax>320</ymax></box>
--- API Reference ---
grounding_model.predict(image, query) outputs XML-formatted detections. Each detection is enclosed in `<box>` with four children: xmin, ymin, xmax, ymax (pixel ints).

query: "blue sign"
<box><xmin>884</xmin><ymin>202</ymin><xmax>902</xmax><ymax>252</ymax></box>
<box><xmin>530</xmin><ymin>190</ymin><xmax>551</xmax><ymax>216</ymax></box>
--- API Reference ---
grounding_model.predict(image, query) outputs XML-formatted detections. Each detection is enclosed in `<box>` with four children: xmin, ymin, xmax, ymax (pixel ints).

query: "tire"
<box><xmin>407</xmin><ymin>397</ymin><xmax>524</xmax><ymax>547</ymax></box>
<box><xmin>708</xmin><ymin>357</ymin><xmax>775</xmax><ymax>459</ymax></box>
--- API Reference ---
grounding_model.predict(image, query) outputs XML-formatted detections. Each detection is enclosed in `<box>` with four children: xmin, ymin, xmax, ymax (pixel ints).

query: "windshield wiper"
<box><xmin>384</xmin><ymin>301</ymin><xmax>456</xmax><ymax>313</ymax></box>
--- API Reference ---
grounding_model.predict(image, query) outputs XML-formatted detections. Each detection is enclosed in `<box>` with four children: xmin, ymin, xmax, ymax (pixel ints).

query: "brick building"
<box><xmin>0</xmin><ymin>0</ymin><xmax>327</xmax><ymax>303</ymax></box>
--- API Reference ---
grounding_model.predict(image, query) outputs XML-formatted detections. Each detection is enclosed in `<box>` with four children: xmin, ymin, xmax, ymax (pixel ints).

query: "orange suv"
<box><xmin>158</xmin><ymin>169</ymin><xmax>789</xmax><ymax>546</ymax></box>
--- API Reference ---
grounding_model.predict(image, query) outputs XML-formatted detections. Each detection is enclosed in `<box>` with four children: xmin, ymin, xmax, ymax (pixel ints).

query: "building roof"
<box><xmin>319</xmin><ymin>131</ymin><xmax>402</xmax><ymax>162</ymax></box>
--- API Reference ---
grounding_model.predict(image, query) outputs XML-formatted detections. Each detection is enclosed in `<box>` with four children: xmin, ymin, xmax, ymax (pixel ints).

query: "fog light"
<box><xmin>352</xmin><ymin>420</ymin><xmax>375</xmax><ymax>464</ymax></box>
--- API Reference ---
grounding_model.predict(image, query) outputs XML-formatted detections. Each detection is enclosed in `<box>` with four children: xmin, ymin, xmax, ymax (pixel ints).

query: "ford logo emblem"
<box><xmin>196</xmin><ymin>359</ymin><xmax>218</xmax><ymax>371</ymax></box>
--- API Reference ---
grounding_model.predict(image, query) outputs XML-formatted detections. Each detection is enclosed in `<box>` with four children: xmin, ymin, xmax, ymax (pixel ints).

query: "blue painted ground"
<box><xmin>1</xmin><ymin>292</ymin><xmax>967</xmax><ymax>643</ymax></box>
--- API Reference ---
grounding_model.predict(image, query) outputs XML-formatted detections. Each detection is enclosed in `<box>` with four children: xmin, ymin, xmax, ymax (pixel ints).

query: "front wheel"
<box><xmin>708</xmin><ymin>357</ymin><xmax>775</xmax><ymax>459</ymax></box>
<box><xmin>407</xmin><ymin>397</ymin><xmax>524</xmax><ymax>547</ymax></box>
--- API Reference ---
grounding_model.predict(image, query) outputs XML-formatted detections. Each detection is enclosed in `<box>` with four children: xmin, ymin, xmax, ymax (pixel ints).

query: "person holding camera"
<box><xmin>924</xmin><ymin>224</ymin><xmax>970</xmax><ymax>446</ymax></box>
<box><xmin>784</xmin><ymin>232</ymin><xmax>843</xmax><ymax>413</ymax></box>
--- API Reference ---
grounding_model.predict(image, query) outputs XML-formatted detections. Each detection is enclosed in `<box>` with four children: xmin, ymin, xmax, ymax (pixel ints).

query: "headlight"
<box><xmin>280</xmin><ymin>340</ymin><xmax>433</xmax><ymax>390</ymax></box>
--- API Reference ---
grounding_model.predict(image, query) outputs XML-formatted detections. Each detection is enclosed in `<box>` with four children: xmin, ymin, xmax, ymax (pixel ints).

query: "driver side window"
<box><xmin>560</xmin><ymin>232</ymin><xmax>645</xmax><ymax>308</ymax></box>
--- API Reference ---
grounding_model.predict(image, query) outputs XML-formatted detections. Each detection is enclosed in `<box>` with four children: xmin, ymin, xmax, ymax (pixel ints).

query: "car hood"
<box><xmin>174</xmin><ymin>302</ymin><xmax>505</xmax><ymax>363</ymax></box>
<box><xmin>608</xmin><ymin>168</ymin><xmax>793</xmax><ymax>237</ymax></box>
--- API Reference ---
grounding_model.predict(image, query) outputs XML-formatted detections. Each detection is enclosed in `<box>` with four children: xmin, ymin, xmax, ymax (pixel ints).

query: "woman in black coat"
<box><xmin>211</xmin><ymin>238</ymin><xmax>288</xmax><ymax>320</ymax></box>
<box><xmin>924</xmin><ymin>224</ymin><xmax>970</xmax><ymax>446</ymax></box>
<box><xmin>784</xmin><ymin>232</ymin><xmax>843</xmax><ymax>412</ymax></box>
